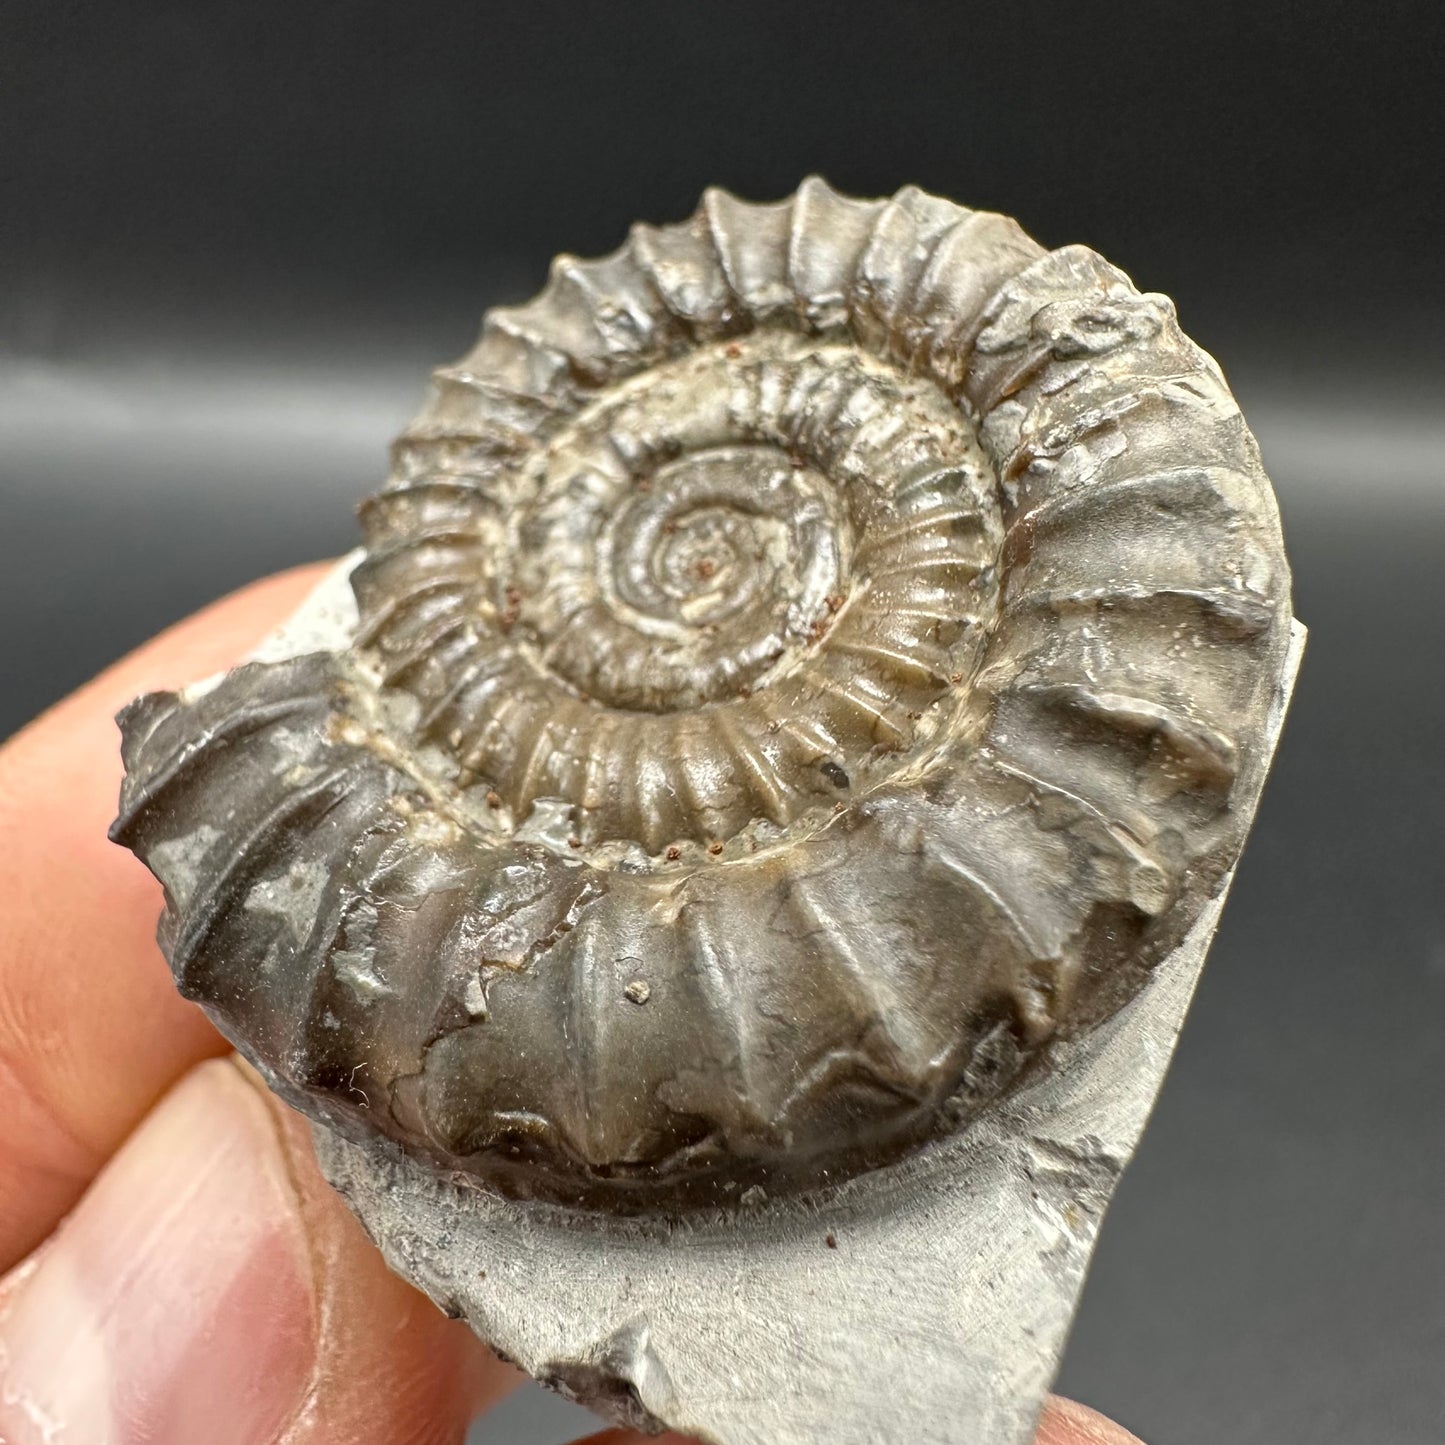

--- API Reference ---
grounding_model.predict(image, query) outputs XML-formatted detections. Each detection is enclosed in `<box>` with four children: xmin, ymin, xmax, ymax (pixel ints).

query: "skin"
<box><xmin>0</xmin><ymin>564</ymin><xmax>1144</xmax><ymax>1444</ymax></box>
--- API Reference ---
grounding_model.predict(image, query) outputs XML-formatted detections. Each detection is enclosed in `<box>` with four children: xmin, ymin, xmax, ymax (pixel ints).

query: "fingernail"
<box><xmin>0</xmin><ymin>1058</ymin><xmax>317</xmax><ymax>1445</ymax></box>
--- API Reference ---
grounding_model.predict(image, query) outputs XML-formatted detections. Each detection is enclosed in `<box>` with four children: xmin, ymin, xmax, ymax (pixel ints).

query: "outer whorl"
<box><xmin>112</xmin><ymin>179</ymin><xmax>1293</xmax><ymax>1211</ymax></box>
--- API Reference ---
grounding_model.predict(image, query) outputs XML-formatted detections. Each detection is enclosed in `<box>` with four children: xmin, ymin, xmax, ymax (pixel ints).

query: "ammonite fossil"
<box><xmin>112</xmin><ymin>178</ymin><xmax>1293</xmax><ymax>1215</ymax></box>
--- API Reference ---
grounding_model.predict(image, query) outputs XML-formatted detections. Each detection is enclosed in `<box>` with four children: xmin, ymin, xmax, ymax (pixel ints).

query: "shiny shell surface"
<box><xmin>112</xmin><ymin>178</ymin><xmax>1293</xmax><ymax>1211</ymax></box>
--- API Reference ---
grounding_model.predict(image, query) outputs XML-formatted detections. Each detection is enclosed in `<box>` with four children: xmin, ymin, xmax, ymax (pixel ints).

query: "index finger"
<box><xmin>0</xmin><ymin>563</ymin><xmax>331</xmax><ymax>1269</ymax></box>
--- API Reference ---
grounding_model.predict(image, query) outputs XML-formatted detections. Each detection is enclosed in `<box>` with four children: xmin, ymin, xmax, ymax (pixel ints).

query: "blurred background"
<box><xmin>3</xmin><ymin>4</ymin><xmax>1442</xmax><ymax>1442</ymax></box>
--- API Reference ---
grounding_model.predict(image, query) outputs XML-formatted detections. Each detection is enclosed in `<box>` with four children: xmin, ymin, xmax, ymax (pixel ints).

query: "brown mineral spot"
<box><xmin>825</xmin><ymin>1233</ymin><xmax>837</xmax><ymax>1249</ymax></box>
<box><xmin>485</xmin><ymin>790</ymin><xmax>502</xmax><ymax>808</ymax></box>
<box><xmin>665</xmin><ymin>845</ymin><xmax>682</xmax><ymax>861</ymax></box>
<box><xmin>707</xmin><ymin>840</ymin><xmax>724</xmax><ymax>856</ymax></box>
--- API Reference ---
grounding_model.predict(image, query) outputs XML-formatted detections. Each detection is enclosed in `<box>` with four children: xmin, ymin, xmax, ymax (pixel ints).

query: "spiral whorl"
<box><xmin>112</xmin><ymin>179</ymin><xmax>1294</xmax><ymax>1210</ymax></box>
<box><xmin>358</xmin><ymin>327</ymin><xmax>999</xmax><ymax>852</ymax></box>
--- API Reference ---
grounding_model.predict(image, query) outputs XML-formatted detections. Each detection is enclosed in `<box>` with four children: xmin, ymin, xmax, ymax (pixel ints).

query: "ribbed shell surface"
<box><xmin>112</xmin><ymin>179</ymin><xmax>1293</xmax><ymax>1210</ymax></box>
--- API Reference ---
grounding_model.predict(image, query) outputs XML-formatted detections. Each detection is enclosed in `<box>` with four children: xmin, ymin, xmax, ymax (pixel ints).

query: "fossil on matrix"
<box><xmin>111</xmin><ymin>178</ymin><xmax>1300</xmax><ymax>1445</ymax></box>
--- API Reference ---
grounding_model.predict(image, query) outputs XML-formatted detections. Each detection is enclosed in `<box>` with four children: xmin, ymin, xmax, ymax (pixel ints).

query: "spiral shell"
<box><xmin>112</xmin><ymin>179</ymin><xmax>1292</xmax><ymax>1210</ymax></box>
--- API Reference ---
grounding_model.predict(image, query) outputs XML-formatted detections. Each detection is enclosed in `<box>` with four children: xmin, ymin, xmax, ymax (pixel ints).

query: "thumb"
<box><xmin>0</xmin><ymin>1055</ymin><xmax>516</xmax><ymax>1444</ymax></box>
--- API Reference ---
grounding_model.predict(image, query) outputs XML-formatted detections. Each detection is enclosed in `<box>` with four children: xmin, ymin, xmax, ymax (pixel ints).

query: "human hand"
<box><xmin>0</xmin><ymin>564</ymin><xmax>1144</xmax><ymax>1444</ymax></box>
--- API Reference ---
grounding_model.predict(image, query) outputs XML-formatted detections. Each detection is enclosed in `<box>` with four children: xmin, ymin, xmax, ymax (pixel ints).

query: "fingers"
<box><xmin>0</xmin><ymin>1054</ymin><xmax>515</xmax><ymax>1445</ymax></box>
<box><xmin>574</xmin><ymin>1394</ymin><xmax>1146</xmax><ymax>1445</ymax></box>
<box><xmin>0</xmin><ymin>564</ymin><xmax>331</xmax><ymax>1269</ymax></box>
<box><xmin>1036</xmin><ymin>1396</ymin><xmax>1145</xmax><ymax>1444</ymax></box>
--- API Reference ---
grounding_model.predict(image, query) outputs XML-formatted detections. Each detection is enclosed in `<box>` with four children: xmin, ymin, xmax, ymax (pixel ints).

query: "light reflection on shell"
<box><xmin>111</xmin><ymin>179</ymin><xmax>1292</xmax><ymax>1210</ymax></box>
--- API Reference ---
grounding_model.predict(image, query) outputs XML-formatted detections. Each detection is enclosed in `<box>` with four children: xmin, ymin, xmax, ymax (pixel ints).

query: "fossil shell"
<box><xmin>112</xmin><ymin>179</ymin><xmax>1292</xmax><ymax>1211</ymax></box>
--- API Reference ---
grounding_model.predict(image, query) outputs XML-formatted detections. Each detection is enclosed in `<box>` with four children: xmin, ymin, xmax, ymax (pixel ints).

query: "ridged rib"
<box><xmin>109</xmin><ymin>178</ymin><xmax>1293</xmax><ymax>1211</ymax></box>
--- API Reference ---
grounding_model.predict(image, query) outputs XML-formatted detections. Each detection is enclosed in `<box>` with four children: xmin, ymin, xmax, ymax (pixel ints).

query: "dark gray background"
<box><xmin>3</xmin><ymin>4</ymin><xmax>1443</xmax><ymax>1442</ymax></box>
